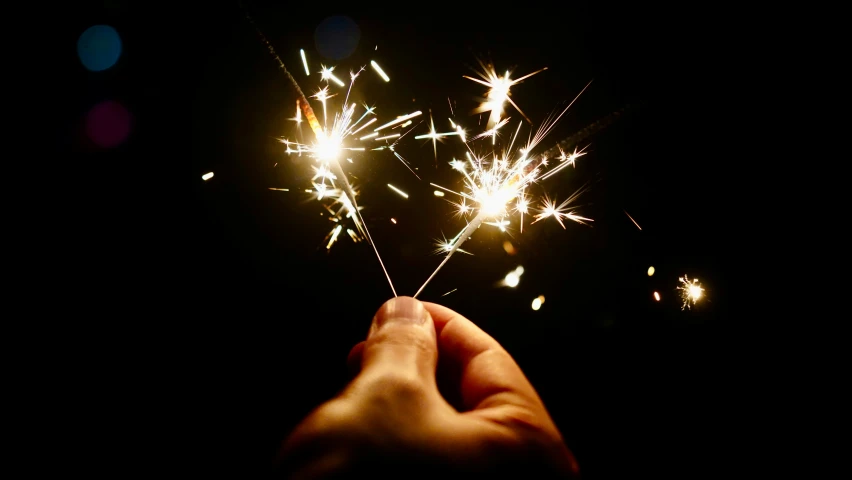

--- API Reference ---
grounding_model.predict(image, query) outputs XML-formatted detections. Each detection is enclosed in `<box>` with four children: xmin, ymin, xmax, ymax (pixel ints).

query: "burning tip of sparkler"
<box><xmin>202</xmin><ymin>172</ymin><xmax>214</xmax><ymax>181</ymax></box>
<box><xmin>677</xmin><ymin>275</ymin><xmax>705</xmax><ymax>310</ymax></box>
<box><xmin>531</xmin><ymin>295</ymin><xmax>546</xmax><ymax>311</ymax></box>
<box><xmin>648</xmin><ymin>266</ymin><xmax>655</xmax><ymax>276</ymax></box>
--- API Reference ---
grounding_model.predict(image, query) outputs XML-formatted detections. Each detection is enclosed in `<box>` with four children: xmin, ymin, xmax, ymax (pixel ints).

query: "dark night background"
<box><xmin>64</xmin><ymin>1</ymin><xmax>744</xmax><ymax>478</ymax></box>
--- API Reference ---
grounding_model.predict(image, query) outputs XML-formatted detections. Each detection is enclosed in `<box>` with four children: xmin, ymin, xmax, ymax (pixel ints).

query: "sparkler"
<box><xmin>246</xmin><ymin>13</ymin><xmax>417</xmax><ymax>297</ymax></box>
<box><xmin>677</xmin><ymin>275</ymin><xmax>704</xmax><ymax>310</ymax></box>
<box><xmin>413</xmin><ymin>73</ymin><xmax>594</xmax><ymax>298</ymax></box>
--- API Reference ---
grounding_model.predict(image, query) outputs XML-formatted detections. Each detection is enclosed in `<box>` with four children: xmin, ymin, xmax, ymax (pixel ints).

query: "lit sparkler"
<box><xmin>247</xmin><ymin>15</ymin><xmax>414</xmax><ymax>296</ymax></box>
<box><xmin>677</xmin><ymin>275</ymin><xmax>704</xmax><ymax>310</ymax></box>
<box><xmin>413</xmin><ymin>78</ymin><xmax>594</xmax><ymax>298</ymax></box>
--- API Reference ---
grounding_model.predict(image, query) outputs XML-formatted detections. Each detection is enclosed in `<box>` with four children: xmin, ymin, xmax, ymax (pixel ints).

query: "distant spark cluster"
<box><xmin>677</xmin><ymin>275</ymin><xmax>704</xmax><ymax>310</ymax></box>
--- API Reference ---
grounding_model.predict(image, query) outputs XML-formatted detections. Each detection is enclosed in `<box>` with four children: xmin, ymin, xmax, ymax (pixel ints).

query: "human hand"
<box><xmin>276</xmin><ymin>297</ymin><xmax>579</xmax><ymax>478</ymax></box>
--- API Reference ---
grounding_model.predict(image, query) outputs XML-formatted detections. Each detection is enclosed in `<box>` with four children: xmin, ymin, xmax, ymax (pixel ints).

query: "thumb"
<box><xmin>359</xmin><ymin>296</ymin><xmax>438</xmax><ymax>386</ymax></box>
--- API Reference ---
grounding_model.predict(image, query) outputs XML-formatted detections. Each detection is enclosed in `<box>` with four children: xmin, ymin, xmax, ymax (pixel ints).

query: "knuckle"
<box><xmin>371</xmin><ymin>325</ymin><xmax>435</xmax><ymax>354</ymax></box>
<box><xmin>365</xmin><ymin>372</ymin><xmax>428</xmax><ymax>400</ymax></box>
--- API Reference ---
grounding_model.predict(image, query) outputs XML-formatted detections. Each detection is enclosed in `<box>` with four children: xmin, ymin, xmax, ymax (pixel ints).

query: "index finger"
<box><xmin>422</xmin><ymin>302</ymin><xmax>543</xmax><ymax>413</ymax></box>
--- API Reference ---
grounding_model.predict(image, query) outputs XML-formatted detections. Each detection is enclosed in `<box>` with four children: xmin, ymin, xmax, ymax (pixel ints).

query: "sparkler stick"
<box><xmin>245</xmin><ymin>12</ymin><xmax>397</xmax><ymax>296</ymax></box>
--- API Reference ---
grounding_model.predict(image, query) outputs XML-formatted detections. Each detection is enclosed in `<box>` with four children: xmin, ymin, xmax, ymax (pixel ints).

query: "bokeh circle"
<box><xmin>77</xmin><ymin>25</ymin><xmax>122</xmax><ymax>72</ymax></box>
<box><xmin>85</xmin><ymin>100</ymin><xmax>132</xmax><ymax>148</ymax></box>
<box><xmin>314</xmin><ymin>16</ymin><xmax>360</xmax><ymax>61</ymax></box>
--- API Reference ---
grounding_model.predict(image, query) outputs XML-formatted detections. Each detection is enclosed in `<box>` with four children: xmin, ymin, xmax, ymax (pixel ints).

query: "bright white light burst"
<box><xmin>677</xmin><ymin>275</ymin><xmax>705</xmax><ymax>310</ymax></box>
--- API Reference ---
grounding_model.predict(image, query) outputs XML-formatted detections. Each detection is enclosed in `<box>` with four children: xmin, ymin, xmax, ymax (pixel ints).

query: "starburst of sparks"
<box><xmin>464</xmin><ymin>61</ymin><xmax>548</xmax><ymax>128</ymax></box>
<box><xmin>413</xmin><ymin>72</ymin><xmax>594</xmax><ymax>298</ymax></box>
<box><xmin>677</xmin><ymin>275</ymin><xmax>705</xmax><ymax>310</ymax></box>
<box><xmin>271</xmin><ymin>45</ymin><xmax>425</xmax><ymax>296</ymax></box>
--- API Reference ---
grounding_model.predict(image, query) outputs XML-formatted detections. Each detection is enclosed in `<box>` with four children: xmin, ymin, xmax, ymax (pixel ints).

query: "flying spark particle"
<box><xmin>202</xmin><ymin>172</ymin><xmax>214</xmax><ymax>181</ymax></box>
<box><xmin>390</xmin><ymin>218</ymin><xmax>397</xmax><ymax>224</ymax></box>
<box><xmin>269</xmin><ymin>188</ymin><xmax>290</xmax><ymax>191</ymax></box>
<box><xmin>375</xmin><ymin>133</ymin><xmax>400</xmax><ymax>141</ymax></box>
<box><xmin>624</xmin><ymin>210</ymin><xmax>642</xmax><ymax>230</ymax></box>
<box><xmin>300</xmin><ymin>49</ymin><xmax>309</xmax><ymax>76</ymax></box>
<box><xmin>326</xmin><ymin>224</ymin><xmax>343</xmax><ymax>249</ymax></box>
<box><xmin>371</xmin><ymin>60</ymin><xmax>390</xmax><ymax>82</ymax></box>
<box><xmin>319</xmin><ymin>65</ymin><xmax>345</xmax><ymax>86</ymax></box>
<box><xmin>531</xmin><ymin>295</ymin><xmax>545</xmax><ymax>310</ymax></box>
<box><xmin>648</xmin><ymin>266</ymin><xmax>655</xmax><ymax>276</ymax></box>
<box><xmin>653</xmin><ymin>291</ymin><xmax>661</xmax><ymax>301</ymax></box>
<box><xmin>434</xmin><ymin>191</ymin><xmax>445</xmax><ymax>197</ymax></box>
<box><xmin>442</xmin><ymin>288</ymin><xmax>457</xmax><ymax>297</ymax></box>
<box><xmin>387</xmin><ymin>184</ymin><xmax>409</xmax><ymax>198</ymax></box>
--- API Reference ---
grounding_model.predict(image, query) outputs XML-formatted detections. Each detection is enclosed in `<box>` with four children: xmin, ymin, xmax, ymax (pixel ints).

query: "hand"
<box><xmin>276</xmin><ymin>297</ymin><xmax>579</xmax><ymax>478</ymax></box>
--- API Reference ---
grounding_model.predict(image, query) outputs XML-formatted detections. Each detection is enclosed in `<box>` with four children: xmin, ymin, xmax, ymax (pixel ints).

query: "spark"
<box><xmin>371</xmin><ymin>60</ymin><xmax>390</xmax><ymax>82</ymax></box>
<box><xmin>441</xmin><ymin>288</ymin><xmax>458</xmax><ymax>297</ymax></box>
<box><xmin>376</xmin><ymin>133</ymin><xmax>400</xmax><ymax>141</ymax></box>
<box><xmin>648</xmin><ymin>266</ymin><xmax>655</xmax><ymax>276</ymax></box>
<box><xmin>269</xmin><ymin>188</ymin><xmax>289</xmax><ymax>191</ymax></box>
<box><xmin>433</xmin><ymin>232</ymin><xmax>472</xmax><ymax>256</ymax></box>
<box><xmin>326</xmin><ymin>224</ymin><xmax>343</xmax><ymax>249</ymax></box>
<box><xmin>654</xmin><ymin>291</ymin><xmax>661</xmax><ymax>301</ymax></box>
<box><xmin>374</xmin><ymin>111</ymin><xmax>422</xmax><ymax>131</ymax></box>
<box><xmin>300</xmin><ymin>49</ymin><xmax>309</xmax><ymax>76</ymax></box>
<box><xmin>387</xmin><ymin>184</ymin><xmax>409</xmax><ymax>198</ymax></box>
<box><xmin>532</xmin><ymin>193</ymin><xmax>594</xmax><ymax>229</ymax></box>
<box><xmin>320</xmin><ymin>65</ymin><xmax>345</xmax><ymax>87</ymax></box>
<box><xmin>433</xmin><ymin>191</ymin><xmax>444</xmax><ymax>197</ymax></box>
<box><xmin>414</xmin><ymin>79</ymin><xmax>594</xmax><ymax>298</ymax></box>
<box><xmin>624</xmin><ymin>210</ymin><xmax>642</xmax><ymax>230</ymax></box>
<box><xmin>531</xmin><ymin>295</ymin><xmax>545</xmax><ymax>310</ymax></box>
<box><xmin>201</xmin><ymin>172</ymin><xmax>214</xmax><ymax>181</ymax></box>
<box><xmin>464</xmin><ymin>61</ymin><xmax>548</xmax><ymax>128</ymax></box>
<box><xmin>415</xmin><ymin>113</ymin><xmax>461</xmax><ymax>160</ymax></box>
<box><xmin>677</xmin><ymin>275</ymin><xmax>705</xmax><ymax>310</ymax></box>
<box><xmin>538</xmin><ymin>145</ymin><xmax>589</xmax><ymax>181</ymax></box>
<box><xmin>292</xmin><ymin>100</ymin><xmax>303</xmax><ymax>125</ymax></box>
<box><xmin>390</xmin><ymin>218</ymin><xmax>397</xmax><ymax>224</ymax></box>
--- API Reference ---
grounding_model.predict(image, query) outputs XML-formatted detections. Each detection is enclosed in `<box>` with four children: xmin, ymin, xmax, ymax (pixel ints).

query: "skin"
<box><xmin>276</xmin><ymin>297</ymin><xmax>579</xmax><ymax>478</ymax></box>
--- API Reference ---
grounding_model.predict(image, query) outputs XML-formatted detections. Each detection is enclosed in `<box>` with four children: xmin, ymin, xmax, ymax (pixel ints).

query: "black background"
<box><xmin>65</xmin><ymin>1</ymin><xmax>745</xmax><ymax>477</ymax></box>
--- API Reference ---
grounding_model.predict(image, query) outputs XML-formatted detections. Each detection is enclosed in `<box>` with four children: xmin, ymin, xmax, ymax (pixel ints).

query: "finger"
<box><xmin>423</xmin><ymin>302</ymin><xmax>542</xmax><ymax>412</ymax></box>
<box><xmin>346</xmin><ymin>341</ymin><xmax>365</xmax><ymax>375</ymax></box>
<box><xmin>358</xmin><ymin>297</ymin><xmax>438</xmax><ymax>386</ymax></box>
